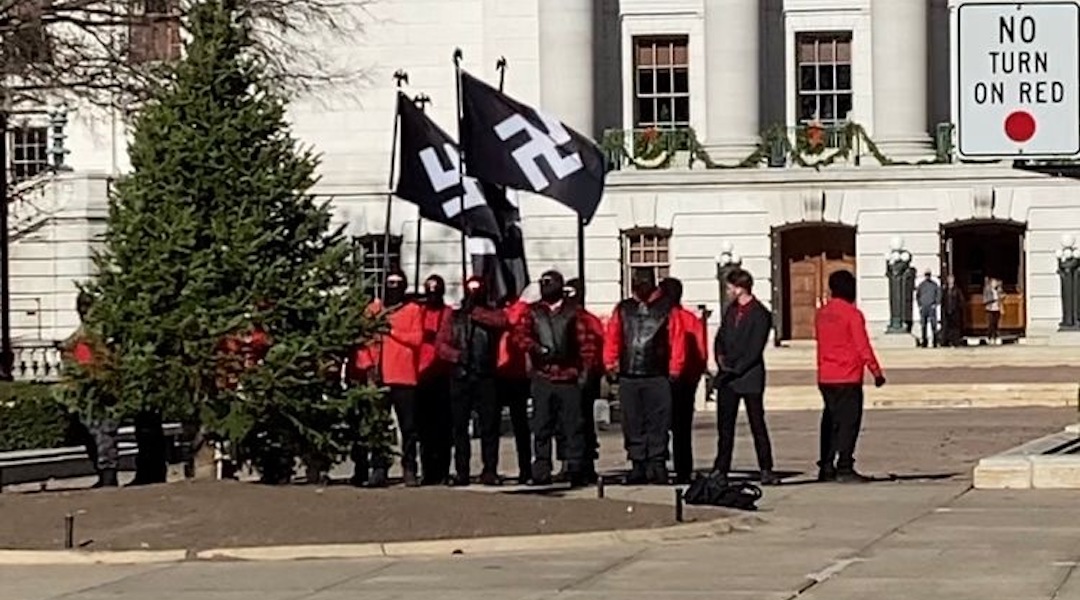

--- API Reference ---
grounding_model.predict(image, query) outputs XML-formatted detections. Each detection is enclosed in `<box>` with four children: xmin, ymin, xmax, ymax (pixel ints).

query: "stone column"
<box><xmin>871</xmin><ymin>0</ymin><xmax>933</xmax><ymax>158</ymax></box>
<box><xmin>705</xmin><ymin>0</ymin><xmax>760</xmax><ymax>160</ymax></box>
<box><xmin>539</xmin><ymin>0</ymin><xmax>595</xmax><ymax>137</ymax></box>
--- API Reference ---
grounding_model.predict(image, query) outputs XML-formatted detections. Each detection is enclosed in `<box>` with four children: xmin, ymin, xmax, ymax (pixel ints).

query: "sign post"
<box><xmin>956</xmin><ymin>0</ymin><xmax>1080</xmax><ymax>159</ymax></box>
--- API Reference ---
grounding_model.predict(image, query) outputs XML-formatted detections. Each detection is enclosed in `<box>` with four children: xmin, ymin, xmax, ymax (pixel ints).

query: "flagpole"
<box><xmin>382</xmin><ymin>69</ymin><xmax>409</xmax><ymax>299</ymax></box>
<box><xmin>577</xmin><ymin>217</ymin><xmax>587</xmax><ymax>302</ymax></box>
<box><xmin>453</xmin><ymin>48</ymin><xmax>467</xmax><ymax>284</ymax></box>
<box><xmin>412</xmin><ymin>93</ymin><xmax>432</xmax><ymax>294</ymax></box>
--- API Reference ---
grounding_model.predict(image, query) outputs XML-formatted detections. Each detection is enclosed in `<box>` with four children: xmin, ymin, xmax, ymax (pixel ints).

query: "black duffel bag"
<box><xmin>682</xmin><ymin>474</ymin><xmax>762</xmax><ymax>511</ymax></box>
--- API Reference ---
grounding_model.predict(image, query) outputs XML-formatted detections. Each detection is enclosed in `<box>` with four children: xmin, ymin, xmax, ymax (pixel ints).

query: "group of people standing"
<box><xmin>351</xmin><ymin>267</ymin><xmax>711</xmax><ymax>488</ymax></box>
<box><xmin>358</xmin><ymin>264</ymin><xmax>888</xmax><ymax>489</ymax></box>
<box><xmin>916</xmin><ymin>271</ymin><xmax>1005</xmax><ymax>348</ymax></box>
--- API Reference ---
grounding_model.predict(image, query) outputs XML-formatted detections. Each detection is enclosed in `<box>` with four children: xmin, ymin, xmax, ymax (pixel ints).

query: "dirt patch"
<box><xmin>0</xmin><ymin>480</ymin><xmax>718</xmax><ymax>551</ymax></box>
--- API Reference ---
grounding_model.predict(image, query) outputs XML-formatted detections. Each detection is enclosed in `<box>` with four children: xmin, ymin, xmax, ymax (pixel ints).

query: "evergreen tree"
<box><xmin>84</xmin><ymin>0</ymin><xmax>384</xmax><ymax>481</ymax></box>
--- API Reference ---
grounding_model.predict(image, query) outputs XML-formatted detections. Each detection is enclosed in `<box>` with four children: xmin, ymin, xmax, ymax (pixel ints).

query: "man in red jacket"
<box><xmin>659</xmin><ymin>277</ymin><xmax>708</xmax><ymax>484</ymax></box>
<box><xmin>416</xmin><ymin>274</ymin><xmax>454</xmax><ymax>485</ymax></box>
<box><xmin>353</xmin><ymin>270</ymin><xmax>424</xmax><ymax>487</ymax></box>
<box><xmin>815</xmin><ymin>270</ymin><xmax>886</xmax><ymax>483</ymax></box>
<box><xmin>564</xmin><ymin>278</ymin><xmax>604</xmax><ymax>482</ymax></box>
<box><xmin>604</xmin><ymin>268</ymin><xmax>686</xmax><ymax>485</ymax></box>
<box><xmin>513</xmin><ymin>270</ymin><xmax>601</xmax><ymax>487</ymax></box>
<box><xmin>496</xmin><ymin>291</ymin><xmax>533</xmax><ymax>484</ymax></box>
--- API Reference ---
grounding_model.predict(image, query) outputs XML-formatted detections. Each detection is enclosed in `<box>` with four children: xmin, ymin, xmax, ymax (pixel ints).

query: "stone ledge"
<box><xmin>760</xmin><ymin>383</ymin><xmax>1077</xmax><ymax>412</ymax></box>
<box><xmin>974</xmin><ymin>428</ymin><xmax>1080</xmax><ymax>489</ymax></box>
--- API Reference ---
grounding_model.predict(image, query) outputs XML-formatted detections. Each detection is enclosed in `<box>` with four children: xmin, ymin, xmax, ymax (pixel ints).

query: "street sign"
<box><xmin>956</xmin><ymin>1</ymin><xmax>1080</xmax><ymax>159</ymax></box>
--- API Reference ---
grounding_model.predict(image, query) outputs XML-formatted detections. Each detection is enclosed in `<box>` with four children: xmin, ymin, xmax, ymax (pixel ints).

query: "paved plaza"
<box><xmin>4</xmin><ymin>407</ymin><xmax>1079</xmax><ymax>600</ymax></box>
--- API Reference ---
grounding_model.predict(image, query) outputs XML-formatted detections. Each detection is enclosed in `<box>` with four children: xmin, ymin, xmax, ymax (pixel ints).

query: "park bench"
<box><xmin>0</xmin><ymin>423</ymin><xmax>185</xmax><ymax>489</ymax></box>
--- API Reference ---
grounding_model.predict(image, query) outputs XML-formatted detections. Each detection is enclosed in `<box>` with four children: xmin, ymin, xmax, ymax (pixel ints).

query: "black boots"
<box><xmin>626</xmin><ymin>461</ymin><xmax>648</xmax><ymax>485</ymax></box>
<box><xmin>646</xmin><ymin>462</ymin><xmax>669</xmax><ymax>486</ymax></box>
<box><xmin>368</xmin><ymin>468</ymin><xmax>389</xmax><ymax>488</ymax></box>
<box><xmin>760</xmin><ymin>470</ymin><xmax>781</xmax><ymax>486</ymax></box>
<box><xmin>92</xmin><ymin>469</ymin><xmax>118</xmax><ymax>488</ymax></box>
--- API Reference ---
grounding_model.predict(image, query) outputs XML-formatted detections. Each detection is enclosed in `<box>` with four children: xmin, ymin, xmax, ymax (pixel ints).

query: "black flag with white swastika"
<box><xmin>458</xmin><ymin>71</ymin><xmax>607</xmax><ymax>225</ymax></box>
<box><xmin>471</xmin><ymin>184</ymin><xmax>529</xmax><ymax>302</ymax></box>
<box><xmin>394</xmin><ymin>92</ymin><xmax>501</xmax><ymax>240</ymax></box>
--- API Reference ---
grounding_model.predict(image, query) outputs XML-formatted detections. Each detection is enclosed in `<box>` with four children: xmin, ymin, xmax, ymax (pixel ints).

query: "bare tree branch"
<box><xmin>0</xmin><ymin>0</ymin><xmax>374</xmax><ymax>108</ymax></box>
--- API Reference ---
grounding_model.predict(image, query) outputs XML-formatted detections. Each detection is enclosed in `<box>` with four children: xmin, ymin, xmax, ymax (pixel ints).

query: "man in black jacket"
<box><xmin>435</xmin><ymin>276</ymin><xmax>509</xmax><ymax>486</ymax></box>
<box><xmin>712</xmin><ymin>268</ymin><xmax>777</xmax><ymax>486</ymax></box>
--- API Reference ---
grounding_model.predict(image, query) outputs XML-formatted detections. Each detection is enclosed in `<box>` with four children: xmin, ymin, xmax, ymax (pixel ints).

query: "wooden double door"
<box><xmin>788</xmin><ymin>252</ymin><xmax>857</xmax><ymax>340</ymax></box>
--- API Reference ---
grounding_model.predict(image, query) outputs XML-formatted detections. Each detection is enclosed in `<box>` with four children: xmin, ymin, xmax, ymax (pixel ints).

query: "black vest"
<box><xmin>530</xmin><ymin>304</ymin><xmax>578</xmax><ymax>364</ymax></box>
<box><xmin>617</xmin><ymin>297</ymin><xmax>672</xmax><ymax>377</ymax></box>
<box><xmin>451</xmin><ymin>309</ymin><xmax>499</xmax><ymax>377</ymax></box>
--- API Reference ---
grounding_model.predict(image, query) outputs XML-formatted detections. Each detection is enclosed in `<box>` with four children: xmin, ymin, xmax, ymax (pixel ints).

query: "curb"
<box><xmin>761</xmin><ymin>383</ymin><xmax>1076</xmax><ymax>412</ymax></box>
<box><xmin>0</xmin><ymin>517</ymin><xmax>741</xmax><ymax>565</ymax></box>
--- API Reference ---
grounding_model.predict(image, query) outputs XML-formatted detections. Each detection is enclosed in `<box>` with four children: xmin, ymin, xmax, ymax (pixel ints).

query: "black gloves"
<box><xmin>874</xmin><ymin>375</ymin><xmax>887</xmax><ymax>388</ymax></box>
<box><xmin>531</xmin><ymin>345</ymin><xmax>552</xmax><ymax>364</ymax></box>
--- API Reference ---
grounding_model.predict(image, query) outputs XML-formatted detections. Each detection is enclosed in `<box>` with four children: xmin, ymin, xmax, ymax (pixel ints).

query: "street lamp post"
<box><xmin>715</xmin><ymin>242</ymin><xmax>742</xmax><ymax>321</ymax></box>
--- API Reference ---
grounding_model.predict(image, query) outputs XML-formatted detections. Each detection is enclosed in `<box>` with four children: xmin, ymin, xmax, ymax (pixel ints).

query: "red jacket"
<box><xmin>603</xmin><ymin>293</ymin><xmax>686</xmax><ymax>378</ymax></box>
<box><xmin>355</xmin><ymin>300</ymin><xmax>423</xmax><ymax>386</ymax></box>
<box><xmin>674</xmin><ymin>305</ymin><xmax>708</xmax><ymax>382</ymax></box>
<box><xmin>580</xmin><ymin>307</ymin><xmax>605</xmax><ymax>372</ymax></box>
<box><xmin>417</xmin><ymin>304</ymin><xmax>453</xmax><ymax>379</ymax></box>
<box><xmin>815</xmin><ymin>298</ymin><xmax>883</xmax><ymax>385</ymax></box>
<box><xmin>497</xmin><ymin>300</ymin><xmax>530</xmax><ymax>379</ymax></box>
<box><xmin>511</xmin><ymin>301</ymin><xmax>601</xmax><ymax>382</ymax></box>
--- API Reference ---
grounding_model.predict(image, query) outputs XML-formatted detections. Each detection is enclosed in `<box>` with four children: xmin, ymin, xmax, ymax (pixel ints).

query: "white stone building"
<box><xmin>12</xmin><ymin>0</ymin><xmax>1080</xmax><ymax>365</ymax></box>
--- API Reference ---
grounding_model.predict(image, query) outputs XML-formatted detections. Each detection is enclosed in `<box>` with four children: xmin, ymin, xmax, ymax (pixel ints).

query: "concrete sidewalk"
<box><xmin>4</xmin><ymin>408</ymin><xmax>1079</xmax><ymax>600</ymax></box>
<box><xmin>5</xmin><ymin>483</ymin><xmax>1080</xmax><ymax>600</ymax></box>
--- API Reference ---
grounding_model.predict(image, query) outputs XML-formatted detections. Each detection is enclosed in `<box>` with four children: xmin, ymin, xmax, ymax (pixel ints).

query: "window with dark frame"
<box><xmin>10</xmin><ymin>126</ymin><xmax>49</xmax><ymax>181</ymax></box>
<box><xmin>129</xmin><ymin>0</ymin><xmax>182</xmax><ymax>64</ymax></box>
<box><xmin>622</xmin><ymin>229</ymin><xmax>672</xmax><ymax>296</ymax></box>
<box><xmin>633</xmin><ymin>36</ymin><xmax>690</xmax><ymax>129</ymax></box>
<box><xmin>354</xmin><ymin>234</ymin><xmax>402</xmax><ymax>299</ymax></box>
<box><xmin>795</xmin><ymin>32</ymin><xmax>853</xmax><ymax>127</ymax></box>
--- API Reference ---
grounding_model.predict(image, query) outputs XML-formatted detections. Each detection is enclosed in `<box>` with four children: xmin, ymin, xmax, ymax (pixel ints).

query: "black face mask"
<box><xmin>385</xmin><ymin>283</ymin><xmax>406</xmax><ymax>307</ymax></box>
<box><xmin>424</xmin><ymin>281</ymin><xmax>445</xmax><ymax>307</ymax></box>
<box><xmin>539</xmin><ymin>283</ymin><xmax>561</xmax><ymax>303</ymax></box>
<box><xmin>632</xmin><ymin>280</ymin><xmax>655</xmax><ymax>300</ymax></box>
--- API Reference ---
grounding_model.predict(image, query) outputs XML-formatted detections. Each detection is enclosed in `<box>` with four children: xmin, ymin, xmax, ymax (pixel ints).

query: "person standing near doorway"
<box><xmin>815</xmin><ymin>270</ymin><xmax>885</xmax><ymax>483</ymax></box>
<box><xmin>711</xmin><ymin>268</ymin><xmax>777</xmax><ymax>486</ymax></box>
<box><xmin>916</xmin><ymin>270</ymin><xmax>941</xmax><ymax>348</ymax></box>
<box><xmin>942</xmin><ymin>274</ymin><xmax>965</xmax><ymax>347</ymax></box>
<box><xmin>984</xmin><ymin>276</ymin><xmax>1003</xmax><ymax>344</ymax></box>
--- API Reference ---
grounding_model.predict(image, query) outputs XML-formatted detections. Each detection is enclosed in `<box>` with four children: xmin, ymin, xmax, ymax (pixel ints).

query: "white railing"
<box><xmin>12</xmin><ymin>340</ymin><xmax>63</xmax><ymax>382</ymax></box>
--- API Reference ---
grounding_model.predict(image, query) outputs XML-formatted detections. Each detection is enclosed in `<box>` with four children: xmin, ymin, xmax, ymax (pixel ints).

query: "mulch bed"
<box><xmin>0</xmin><ymin>480</ymin><xmax>714</xmax><ymax>551</ymax></box>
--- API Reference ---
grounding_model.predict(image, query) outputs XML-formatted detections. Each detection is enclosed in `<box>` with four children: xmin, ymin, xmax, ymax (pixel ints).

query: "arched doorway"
<box><xmin>771</xmin><ymin>223</ymin><xmax>857</xmax><ymax>341</ymax></box>
<box><xmin>940</xmin><ymin>219</ymin><xmax>1027</xmax><ymax>339</ymax></box>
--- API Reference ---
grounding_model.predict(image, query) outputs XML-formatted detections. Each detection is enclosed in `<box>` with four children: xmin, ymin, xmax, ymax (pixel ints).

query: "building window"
<box><xmin>129</xmin><ymin>0</ymin><xmax>182</xmax><ymax>64</ymax></box>
<box><xmin>10</xmin><ymin>126</ymin><xmax>49</xmax><ymax>181</ymax></box>
<box><xmin>633</xmin><ymin>36</ymin><xmax>690</xmax><ymax>129</ymax></box>
<box><xmin>795</xmin><ymin>32</ymin><xmax>853</xmax><ymax>127</ymax></box>
<box><xmin>622</xmin><ymin>228</ymin><xmax>671</xmax><ymax>295</ymax></box>
<box><xmin>354</xmin><ymin>234</ymin><xmax>402</xmax><ymax>299</ymax></box>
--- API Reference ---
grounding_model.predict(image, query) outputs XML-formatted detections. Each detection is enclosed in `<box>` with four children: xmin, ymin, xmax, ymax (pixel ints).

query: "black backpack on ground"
<box><xmin>682</xmin><ymin>475</ymin><xmax>762</xmax><ymax>511</ymax></box>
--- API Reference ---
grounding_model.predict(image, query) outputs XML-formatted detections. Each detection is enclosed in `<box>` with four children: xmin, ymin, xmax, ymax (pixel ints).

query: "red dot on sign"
<box><xmin>1004</xmin><ymin>111</ymin><xmax>1037</xmax><ymax>143</ymax></box>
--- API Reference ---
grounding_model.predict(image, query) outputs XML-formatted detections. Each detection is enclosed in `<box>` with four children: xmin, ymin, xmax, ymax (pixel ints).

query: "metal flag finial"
<box><xmin>393</xmin><ymin>69</ymin><xmax>409</xmax><ymax>88</ymax></box>
<box><xmin>453</xmin><ymin>48</ymin><xmax>463</xmax><ymax>66</ymax></box>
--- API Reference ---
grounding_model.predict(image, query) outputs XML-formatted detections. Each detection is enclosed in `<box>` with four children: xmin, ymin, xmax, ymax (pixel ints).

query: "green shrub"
<box><xmin>0</xmin><ymin>382</ymin><xmax>82</xmax><ymax>452</ymax></box>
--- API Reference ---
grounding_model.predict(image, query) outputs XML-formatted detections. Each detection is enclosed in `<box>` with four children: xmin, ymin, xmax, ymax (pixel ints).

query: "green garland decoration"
<box><xmin>600</xmin><ymin>122</ymin><xmax>952</xmax><ymax>172</ymax></box>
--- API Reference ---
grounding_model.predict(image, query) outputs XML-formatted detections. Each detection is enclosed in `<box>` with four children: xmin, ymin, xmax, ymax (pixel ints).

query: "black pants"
<box><xmin>418</xmin><ymin>375</ymin><xmax>452</xmax><ymax>483</ymax></box>
<box><xmin>132</xmin><ymin>410</ymin><xmax>167</xmax><ymax>484</ymax></box>
<box><xmin>555</xmin><ymin>376</ymin><xmax>599</xmax><ymax>467</ymax></box>
<box><xmin>531</xmin><ymin>376</ymin><xmax>584</xmax><ymax>476</ymax></box>
<box><xmin>671</xmin><ymin>378</ymin><xmax>698</xmax><ymax>479</ymax></box>
<box><xmin>714</xmin><ymin>386</ymin><xmax>774</xmax><ymax>475</ymax></box>
<box><xmin>80</xmin><ymin>416</ymin><xmax>119</xmax><ymax>472</ymax></box>
<box><xmin>451</xmin><ymin>376</ymin><xmax>500</xmax><ymax>478</ymax></box>
<box><xmin>497</xmin><ymin>377</ymin><xmax>532</xmax><ymax>479</ymax></box>
<box><xmin>619</xmin><ymin>376</ymin><xmax>671</xmax><ymax>464</ymax></box>
<box><xmin>987</xmin><ymin>310</ymin><xmax>1001</xmax><ymax>341</ymax></box>
<box><xmin>818</xmin><ymin>384</ymin><xmax>864</xmax><ymax>472</ymax></box>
